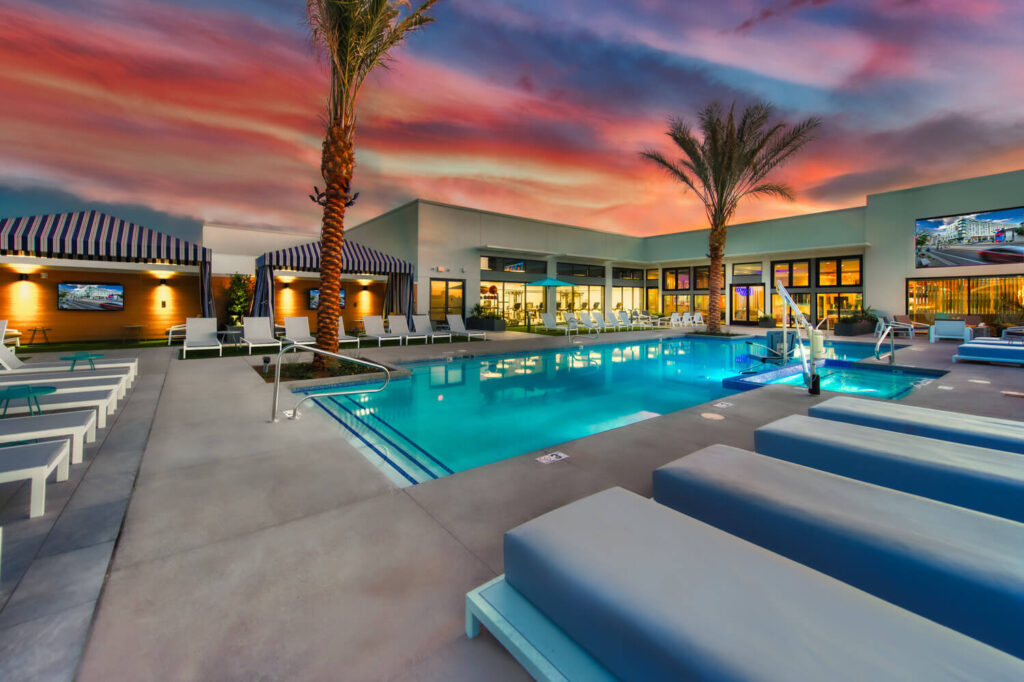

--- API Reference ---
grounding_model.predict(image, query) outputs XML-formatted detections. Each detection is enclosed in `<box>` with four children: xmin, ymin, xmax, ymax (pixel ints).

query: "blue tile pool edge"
<box><xmin>722</xmin><ymin>360</ymin><xmax>947</xmax><ymax>392</ymax></box>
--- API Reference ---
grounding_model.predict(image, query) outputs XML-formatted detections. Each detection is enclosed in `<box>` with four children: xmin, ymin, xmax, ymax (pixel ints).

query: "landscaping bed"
<box><xmin>253</xmin><ymin>358</ymin><xmax>381</xmax><ymax>383</ymax></box>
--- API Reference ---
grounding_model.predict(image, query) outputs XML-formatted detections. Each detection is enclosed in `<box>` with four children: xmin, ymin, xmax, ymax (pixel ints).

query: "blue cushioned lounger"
<box><xmin>953</xmin><ymin>342</ymin><xmax>1024</xmax><ymax>365</ymax></box>
<box><xmin>653</xmin><ymin>444</ymin><xmax>1024</xmax><ymax>658</ymax></box>
<box><xmin>471</xmin><ymin>487</ymin><xmax>1024</xmax><ymax>682</ymax></box>
<box><xmin>809</xmin><ymin>396</ymin><xmax>1024</xmax><ymax>454</ymax></box>
<box><xmin>754</xmin><ymin>415</ymin><xmax>1024</xmax><ymax>522</ymax></box>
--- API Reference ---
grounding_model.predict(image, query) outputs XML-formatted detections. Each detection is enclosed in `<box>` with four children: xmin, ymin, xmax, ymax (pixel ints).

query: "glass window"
<box><xmin>612</xmin><ymin>286</ymin><xmax>644</xmax><ymax>311</ymax></box>
<box><xmin>816</xmin><ymin>292</ymin><xmax>863</xmax><ymax>326</ymax></box>
<box><xmin>662</xmin><ymin>294</ymin><xmax>691</xmax><ymax>315</ymax></box>
<box><xmin>480</xmin><ymin>281</ymin><xmax>546</xmax><ymax>325</ymax></box>
<box><xmin>907</xmin><ymin>278</ymin><xmax>968</xmax><ymax>322</ymax></box>
<box><xmin>646</xmin><ymin>269</ymin><xmax>660</xmax><ymax>282</ymax></box>
<box><xmin>612</xmin><ymin>268</ymin><xmax>642</xmax><ymax>280</ymax></box>
<box><xmin>693</xmin><ymin>265</ymin><xmax>726</xmax><ymax>290</ymax></box>
<box><xmin>771</xmin><ymin>292</ymin><xmax>811</xmax><ymax>324</ymax></box>
<box><xmin>430</xmin><ymin>279</ymin><xmax>464</xmax><ymax>322</ymax></box>
<box><xmin>693</xmin><ymin>293</ymin><xmax>727</xmax><ymax>322</ymax></box>
<box><xmin>970</xmin><ymin>275</ymin><xmax>1024</xmax><ymax>318</ymax></box>
<box><xmin>662</xmin><ymin>267</ymin><xmax>689</xmax><ymax>290</ymax></box>
<box><xmin>840</xmin><ymin>257</ymin><xmax>861</xmax><ymax>286</ymax></box>
<box><xmin>771</xmin><ymin>260</ymin><xmax>810</xmax><ymax>288</ymax></box>
<box><xmin>481</xmin><ymin>256</ymin><xmax>545</xmax><ymax>274</ymax></box>
<box><xmin>647</xmin><ymin>287</ymin><xmax>660</xmax><ymax>313</ymax></box>
<box><xmin>732</xmin><ymin>262</ymin><xmax>762</xmax><ymax>276</ymax></box>
<box><xmin>555</xmin><ymin>285</ymin><xmax>604</xmax><ymax>322</ymax></box>
<box><xmin>817</xmin><ymin>259</ymin><xmax>838</xmax><ymax>286</ymax></box>
<box><xmin>557</xmin><ymin>262</ymin><xmax>604</xmax><ymax>278</ymax></box>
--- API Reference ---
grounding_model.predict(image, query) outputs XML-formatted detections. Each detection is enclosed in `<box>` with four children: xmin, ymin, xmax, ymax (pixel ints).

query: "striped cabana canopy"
<box><xmin>0</xmin><ymin>210</ymin><xmax>209</xmax><ymax>265</ymax></box>
<box><xmin>256</xmin><ymin>239</ymin><xmax>413</xmax><ymax>275</ymax></box>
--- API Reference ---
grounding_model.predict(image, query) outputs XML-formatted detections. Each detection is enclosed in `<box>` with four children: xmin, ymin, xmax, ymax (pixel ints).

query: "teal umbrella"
<box><xmin>526</xmin><ymin>278</ymin><xmax>574</xmax><ymax>330</ymax></box>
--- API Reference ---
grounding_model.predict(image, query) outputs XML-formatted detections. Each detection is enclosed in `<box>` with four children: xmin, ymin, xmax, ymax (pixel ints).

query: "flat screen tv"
<box><xmin>57</xmin><ymin>282</ymin><xmax>124</xmax><ymax>311</ymax></box>
<box><xmin>308</xmin><ymin>289</ymin><xmax>344</xmax><ymax>310</ymax></box>
<box><xmin>915</xmin><ymin>206</ymin><xmax>1024</xmax><ymax>268</ymax></box>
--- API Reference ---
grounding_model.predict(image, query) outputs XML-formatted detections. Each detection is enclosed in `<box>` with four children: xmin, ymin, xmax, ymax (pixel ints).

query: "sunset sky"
<box><xmin>1</xmin><ymin>0</ymin><xmax>1022</xmax><ymax>241</ymax></box>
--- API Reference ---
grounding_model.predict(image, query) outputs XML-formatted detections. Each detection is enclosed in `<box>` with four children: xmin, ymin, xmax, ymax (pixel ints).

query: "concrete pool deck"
<box><xmin>2</xmin><ymin>328</ymin><xmax>1021</xmax><ymax>680</ymax></box>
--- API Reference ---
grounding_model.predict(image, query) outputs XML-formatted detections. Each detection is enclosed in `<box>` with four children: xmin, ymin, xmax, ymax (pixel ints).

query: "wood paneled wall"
<box><xmin>0</xmin><ymin>265</ymin><xmax>201</xmax><ymax>343</ymax></box>
<box><xmin>274</xmin><ymin>280</ymin><xmax>386</xmax><ymax>333</ymax></box>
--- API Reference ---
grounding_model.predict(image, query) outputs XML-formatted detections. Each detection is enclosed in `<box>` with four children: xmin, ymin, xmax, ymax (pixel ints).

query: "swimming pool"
<box><xmin>307</xmin><ymin>336</ymin><xmax>877</xmax><ymax>486</ymax></box>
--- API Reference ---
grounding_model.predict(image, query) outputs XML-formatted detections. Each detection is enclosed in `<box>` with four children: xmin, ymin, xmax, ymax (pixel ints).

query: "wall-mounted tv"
<box><xmin>915</xmin><ymin>206</ymin><xmax>1024</xmax><ymax>268</ymax></box>
<box><xmin>58</xmin><ymin>282</ymin><xmax>125</xmax><ymax>311</ymax></box>
<box><xmin>308</xmin><ymin>289</ymin><xmax>345</xmax><ymax>310</ymax></box>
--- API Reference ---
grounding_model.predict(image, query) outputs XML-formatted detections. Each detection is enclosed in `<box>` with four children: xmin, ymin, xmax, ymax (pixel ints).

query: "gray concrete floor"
<box><xmin>8</xmin><ymin>328</ymin><xmax>1020</xmax><ymax>681</ymax></box>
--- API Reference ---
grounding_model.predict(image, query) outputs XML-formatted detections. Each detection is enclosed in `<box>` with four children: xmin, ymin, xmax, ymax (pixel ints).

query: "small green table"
<box><xmin>61</xmin><ymin>352</ymin><xmax>105</xmax><ymax>371</ymax></box>
<box><xmin>0</xmin><ymin>385</ymin><xmax>57</xmax><ymax>417</ymax></box>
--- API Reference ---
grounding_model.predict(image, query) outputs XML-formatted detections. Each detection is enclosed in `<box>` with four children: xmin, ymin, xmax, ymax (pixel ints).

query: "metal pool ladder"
<box><xmin>776</xmin><ymin>281</ymin><xmax>820</xmax><ymax>394</ymax></box>
<box><xmin>874</xmin><ymin>324</ymin><xmax>897</xmax><ymax>365</ymax></box>
<box><xmin>270</xmin><ymin>344</ymin><xmax>391</xmax><ymax>422</ymax></box>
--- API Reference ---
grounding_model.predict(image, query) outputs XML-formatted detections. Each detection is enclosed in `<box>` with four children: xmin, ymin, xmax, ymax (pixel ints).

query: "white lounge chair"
<box><xmin>241</xmin><ymin>317</ymin><xmax>282</xmax><ymax>354</ymax></box>
<box><xmin>0</xmin><ymin>373</ymin><xmax>127</xmax><ymax>403</ymax></box>
<box><xmin>541</xmin><ymin>312</ymin><xmax>572</xmax><ymax>335</ymax></box>
<box><xmin>0</xmin><ymin>440</ymin><xmax>70</xmax><ymax>518</ymax></box>
<box><xmin>658</xmin><ymin>312</ymin><xmax>681</xmax><ymax>328</ymax></box>
<box><xmin>166</xmin><ymin>322</ymin><xmax>186</xmax><ymax>345</ymax></box>
<box><xmin>0</xmin><ymin>341</ymin><xmax>138</xmax><ymax>385</ymax></box>
<box><xmin>388</xmin><ymin>316</ymin><xmax>426</xmax><ymax>345</ymax></box>
<box><xmin>447</xmin><ymin>314</ymin><xmax>486</xmax><ymax>341</ymax></box>
<box><xmin>603</xmin><ymin>312</ymin><xmax>626</xmax><ymax>331</ymax></box>
<box><xmin>1</xmin><ymin>388</ymin><xmax>117</xmax><ymax>429</ymax></box>
<box><xmin>183</xmin><ymin>318</ymin><xmax>222</xmax><ymax>358</ymax></box>
<box><xmin>337</xmin><ymin>321</ymin><xmax>360</xmax><ymax>348</ymax></box>
<box><xmin>412</xmin><ymin>315</ymin><xmax>451</xmax><ymax>343</ymax></box>
<box><xmin>692</xmin><ymin>312</ymin><xmax>706</xmax><ymax>329</ymax></box>
<box><xmin>363</xmin><ymin>316</ymin><xmax>404</xmax><ymax>346</ymax></box>
<box><xmin>614</xmin><ymin>310</ymin><xmax>635</xmax><ymax>330</ymax></box>
<box><xmin>0</xmin><ymin>410</ymin><xmax>97</xmax><ymax>464</ymax></box>
<box><xmin>576</xmin><ymin>313</ymin><xmax>599</xmax><ymax>334</ymax></box>
<box><xmin>282</xmin><ymin>317</ymin><xmax>316</xmax><ymax>347</ymax></box>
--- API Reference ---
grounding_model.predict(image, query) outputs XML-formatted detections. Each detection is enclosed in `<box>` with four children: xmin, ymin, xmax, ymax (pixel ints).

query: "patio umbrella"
<box><xmin>526</xmin><ymin>278</ymin><xmax>575</xmax><ymax>331</ymax></box>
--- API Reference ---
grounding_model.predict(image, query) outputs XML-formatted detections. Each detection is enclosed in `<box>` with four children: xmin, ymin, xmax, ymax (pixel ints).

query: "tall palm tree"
<box><xmin>306</xmin><ymin>0</ymin><xmax>438</xmax><ymax>366</ymax></box>
<box><xmin>643</xmin><ymin>102</ymin><xmax>821</xmax><ymax>334</ymax></box>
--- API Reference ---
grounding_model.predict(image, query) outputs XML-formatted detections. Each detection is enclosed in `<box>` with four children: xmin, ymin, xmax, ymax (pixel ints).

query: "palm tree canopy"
<box><xmin>307</xmin><ymin>0</ymin><xmax>438</xmax><ymax>131</ymax></box>
<box><xmin>643</xmin><ymin>102</ymin><xmax>822</xmax><ymax>229</ymax></box>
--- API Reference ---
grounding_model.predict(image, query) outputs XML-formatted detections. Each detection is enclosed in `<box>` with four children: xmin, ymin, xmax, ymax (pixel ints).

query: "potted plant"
<box><xmin>226</xmin><ymin>273</ymin><xmax>253</xmax><ymax>327</ymax></box>
<box><xmin>466</xmin><ymin>303</ymin><xmax>506</xmax><ymax>332</ymax></box>
<box><xmin>833</xmin><ymin>305</ymin><xmax>878</xmax><ymax>336</ymax></box>
<box><xmin>757</xmin><ymin>315</ymin><xmax>777</xmax><ymax>328</ymax></box>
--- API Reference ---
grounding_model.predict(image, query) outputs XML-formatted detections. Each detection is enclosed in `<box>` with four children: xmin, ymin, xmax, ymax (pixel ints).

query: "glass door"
<box><xmin>730</xmin><ymin>284</ymin><xmax>765</xmax><ymax>324</ymax></box>
<box><xmin>429</xmin><ymin>279</ymin><xmax>465</xmax><ymax>323</ymax></box>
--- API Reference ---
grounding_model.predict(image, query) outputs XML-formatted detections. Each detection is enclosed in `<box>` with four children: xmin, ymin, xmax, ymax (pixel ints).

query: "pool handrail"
<box><xmin>874</xmin><ymin>324</ymin><xmax>897</xmax><ymax>365</ymax></box>
<box><xmin>776</xmin><ymin>281</ymin><xmax>817</xmax><ymax>392</ymax></box>
<box><xmin>270</xmin><ymin>344</ymin><xmax>391</xmax><ymax>422</ymax></box>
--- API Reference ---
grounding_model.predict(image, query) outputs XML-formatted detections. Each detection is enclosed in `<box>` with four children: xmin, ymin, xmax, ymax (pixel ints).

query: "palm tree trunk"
<box><xmin>707</xmin><ymin>223</ymin><xmax>727</xmax><ymax>334</ymax></box>
<box><xmin>314</xmin><ymin>120</ymin><xmax>354</xmax><ymax>370</ymax></box>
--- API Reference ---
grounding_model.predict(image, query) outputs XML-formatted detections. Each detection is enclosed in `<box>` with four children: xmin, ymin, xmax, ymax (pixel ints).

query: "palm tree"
<box><xmin>306</xmin><ymin>0</ymin><xmax>438</xmax><ymax>366</ymax></box>
<box><xmin>643</xmin><ymin>102</ymin><xmax>821</xmax><ymax>334</ymax></box>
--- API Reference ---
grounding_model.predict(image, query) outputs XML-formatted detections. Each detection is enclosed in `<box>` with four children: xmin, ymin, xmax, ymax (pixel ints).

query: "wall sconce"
<box><xmin>19</xmin><ymin>273</ymin><xmax>28</xmax><ymax>281</ymax></box>
<box><xmin>282</xmin><ymin>282</ymin><xmax>290</xmax><ymax>289</ymax></box>
<box><xmin>159</xmin><ymin>279</ymin><xmax>168</xmax><ymax>286</ymax></box>
<box><xmin>362</xmin><ymin>285</ymin><xmax>369</xmax><ymax>291</ymax></box>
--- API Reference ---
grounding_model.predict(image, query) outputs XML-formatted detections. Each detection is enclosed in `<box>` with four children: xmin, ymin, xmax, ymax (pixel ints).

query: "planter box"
<box><xmin>758</xmin><ymin>319</ymin><xmax>777</xmax><ymax>328</ymax></box>
<box><xmin>467</xmin><ymin>317</ymin><xmax>506</xmax><ymax>332</ymax></box>
<box><xmin>834</xmin><ymin>320</ymin><xmax>875</xmax><ymax>336</ymax></box>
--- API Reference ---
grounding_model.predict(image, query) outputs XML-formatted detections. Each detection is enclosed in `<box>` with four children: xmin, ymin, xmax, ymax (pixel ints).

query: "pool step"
<box><xmin>313</xmin><ymin>396</ymin><xmax>448</xmax><ymax>486</ymax></box>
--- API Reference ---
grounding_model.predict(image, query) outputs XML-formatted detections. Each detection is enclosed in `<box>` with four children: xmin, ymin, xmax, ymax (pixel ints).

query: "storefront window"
<box><xmin>555</xmin><ymin>285</ymin><xmax>604</xmax><ymax>322</ymax></box>
<box><xmin>906</xmin><ymin>278</ymin><xmax>967</xmax><ymax>322</ymax></box>
<box><xmin>479</xmin><ymin>281</ymin><xmax>546</xmax><ymax>325</ymax></box>
<box><xmin>968</xmin><ymin>275</ymin><xmax>1024</xmax><ymax>319</ymax></box>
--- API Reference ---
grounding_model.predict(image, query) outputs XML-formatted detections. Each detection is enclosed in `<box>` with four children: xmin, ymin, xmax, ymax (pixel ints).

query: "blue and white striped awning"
<box><xmin>257</xmin><ymin>239</ymin><xmax>413</xmax><ymax>275</ymax></box>
<box><xmin>0</xmin><ymin>211</ymin><xmax>209</xmax><ymax>265</ymax></box>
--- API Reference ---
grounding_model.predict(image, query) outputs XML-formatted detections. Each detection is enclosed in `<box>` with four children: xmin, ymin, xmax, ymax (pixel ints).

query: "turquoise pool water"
<box><xmin>309</xmin><ymin>337</ymin><xmax>876</xmax><ymax>485</ymax></box>
<box><xmin>771</xmin><ymin>364</ymin><xmax>937</xmax><ymax>400</ymax></box>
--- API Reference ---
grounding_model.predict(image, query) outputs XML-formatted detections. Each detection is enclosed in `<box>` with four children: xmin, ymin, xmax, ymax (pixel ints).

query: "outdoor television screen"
<box><xmin>915</xmin><ymin>206</ymin><xmax>1024</xmax><ymax>268</ymax></box>
<box><xmin>308</xmin><ymin>289</ymin><xmax>343</xmax><ymax>310</ymax></box>
<box><xmin>57</xmin><ymin>282</ymin><xmax>125</xmax><ymax>311</ymax></box>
